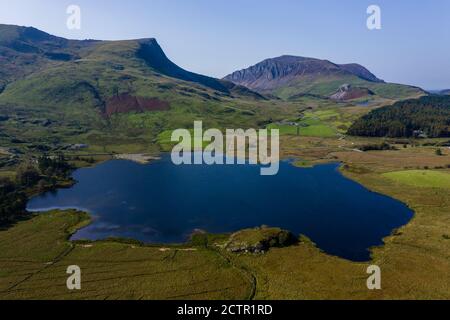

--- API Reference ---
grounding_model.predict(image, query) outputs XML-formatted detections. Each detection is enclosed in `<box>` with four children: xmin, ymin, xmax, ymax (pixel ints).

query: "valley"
<box><xmin>0</xmin><ymin>24</ymin><xmax>449</xmax><ymax>300</ymax></box>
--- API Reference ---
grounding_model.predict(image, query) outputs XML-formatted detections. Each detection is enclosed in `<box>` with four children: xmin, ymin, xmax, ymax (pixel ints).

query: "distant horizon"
<box><xmin>1</xmin><ymin>0</ymin><xmax>449</xmax><ymax>89</ymax></box>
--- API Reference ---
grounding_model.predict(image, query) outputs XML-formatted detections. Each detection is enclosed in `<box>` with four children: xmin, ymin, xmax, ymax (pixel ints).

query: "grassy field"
<box><xmin>0</xmin><ymin>211</ymin><xmax>252</xmax><ymax>300</ymax></box>
<box><xmin>382</xmin><ymin>170</ymin><xmax>450</xmax><ymax>189</ymax></box>
<box><xmin>157</xmin><ymin>129</ymin><xmax>209</xmax><ymax>152</ymax></box>
<box><xmin>266</xmin><ymin>107</ymin><xmax>366</xmax><ymax>138</ymax></box>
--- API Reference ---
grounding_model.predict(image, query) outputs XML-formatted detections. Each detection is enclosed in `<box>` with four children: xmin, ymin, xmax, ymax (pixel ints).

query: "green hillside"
<box><xmin>0</xmin><ymin>25</ymin><xmax>97</xmax><ymax>91</ymax></box>
<box><xmin>272</xmin><ymin>74</ymin><xmax>424</xmax><ymax>101</ymax></box>
<box><xmin>0</xmin><ymin>26</ymin><xmax>293</xmax><ymax>153</ymax></box>
<box><xmin>0</xmin><ymin>24</ymin><xmax>428</xmax><ymax>154</ymax></box>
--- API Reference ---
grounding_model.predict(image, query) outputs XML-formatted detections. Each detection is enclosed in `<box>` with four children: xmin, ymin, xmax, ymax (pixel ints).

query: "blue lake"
<box><xmin>27</xmin><ymin>155</ymin><xmax>413</xmax><ymax>261</ymax></box>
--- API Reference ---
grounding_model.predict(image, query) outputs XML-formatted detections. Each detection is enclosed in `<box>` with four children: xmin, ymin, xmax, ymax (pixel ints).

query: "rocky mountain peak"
<box><xmin>224</xmin><ymin>55</ymin><xmax>384</xmax><ymax>93</ymax></box>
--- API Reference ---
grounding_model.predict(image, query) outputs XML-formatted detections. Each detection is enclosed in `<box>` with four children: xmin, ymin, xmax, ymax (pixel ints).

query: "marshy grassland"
<box><xmin>0</xmin><ymin>211</ymin><xmax>253</xmax><ymax>300</ymax></box>
<box><xmin>0</xmin><ymin>134</ymin><xmax>448</xmax><ymax>300</ymax></box>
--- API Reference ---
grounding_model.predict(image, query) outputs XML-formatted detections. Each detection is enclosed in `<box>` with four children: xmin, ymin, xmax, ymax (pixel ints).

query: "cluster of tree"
<box><xmin>357</xmin><ymin>142</ymin><xmax>396</xmax><ymax>152</ymax></box>
<box><xmin>38</xmin><ymin>154</ymin><xmax>72</xmax><ymax>178</ymax></box>
<box><xmin>0</xmin><ymin>155</ymin><xmax>73</xmax><ymax>225</ymax></box>
<box><xmin>348</xmin><ymin>95</ymin><xmax>450</xmax><ymax>138</ymax></box>
<box><xmin>0</xmin><ymin>177</ymin><xmax>27</xmax><ymax>225</ymax></box>
<box><xmin>72</xmin><ymin>156</ymin><xmax>95</xmax><ymax>164</ymax></box>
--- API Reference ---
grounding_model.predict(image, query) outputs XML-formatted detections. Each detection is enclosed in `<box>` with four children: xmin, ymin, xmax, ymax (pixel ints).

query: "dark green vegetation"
<box><xmin>348</xmin><ymin>95</ymin><xmax>450</xmax><ymax>138</ymax></box>
<box><xmin>357</xmin><ymin>142</ymin><xmax>396</xmax><ymax>152</ymax></box>
<box><xmin>224</xmin><ymin>55</ymin><xmax>425</xmax><ymax>101</ymax></box>
<box><xmin>0</xmin><ymin>155</ymin><xmax>72</xmax><ymax>225</ymax></box>
<box><xmin>0</xmin><ymin>177</ymin><xmax>26</xmax><ymax>225</ymax></box>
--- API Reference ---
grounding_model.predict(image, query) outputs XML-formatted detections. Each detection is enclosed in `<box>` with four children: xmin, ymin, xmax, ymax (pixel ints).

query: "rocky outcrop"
<box><xmin>329</xmin><ymin>84</ymin><xmax>374</xmax><ymax>101</ymax></box>
<box><xmin>225</xmin><ymin>227</ymin><xmax>297</xmax><ymax>254</ymax></box>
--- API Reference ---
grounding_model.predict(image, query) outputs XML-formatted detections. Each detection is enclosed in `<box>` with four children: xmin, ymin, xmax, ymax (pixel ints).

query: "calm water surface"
<box><xmin>27</xmin><ymin>155</ymin><xmax>413</xmax><ymax>261</ymax></box>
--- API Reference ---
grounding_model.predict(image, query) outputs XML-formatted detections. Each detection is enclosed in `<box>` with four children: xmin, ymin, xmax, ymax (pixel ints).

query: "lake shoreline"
<box><xmin>27</xmin><ymin>155</ymin><xmax>414</xmax><ymax>262</ymax></box>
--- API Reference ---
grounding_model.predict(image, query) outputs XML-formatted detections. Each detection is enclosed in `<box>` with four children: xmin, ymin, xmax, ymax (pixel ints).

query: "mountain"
<box><xmin>224</xmin><ymin>55</ymin><xmax>425</xmax><ymax>100</ymax></box>
<box><xmin>348</xmin><ymin>95</ymin><xmax>450</xmax><ymax>138</ymax></box>
<box><xmin>136</xmin><ymin>39</ymin><xmax>228</xmax><ymax>93</ymax></box>
<box><xmin>0</xmin><ymin>24</ymin><xmax>98</xmax><ymax>91</ymax></box>
<box><xmin>427</xmin><ymin>89</ymin><xmax>450</xmax><ymax>95</ymax></box>
<box><xmin>224</xmin><ymin>55</ymin><xmax>383</xmax><ymax>90</ymax></box>
<box><xmin>0</xmin><ymin>24</ymin><xmax>239</xmax><ymax>96</ymax></box>
<box><xmin>0</xmin><ymin>25</ymin><xmax>268</xmax><ymax>111</ymax></box>
<box><xmin>0</xmin><ymin>24</ymin><xmax>429</xmax><ymax>152</ymax></box>
<box><xmin>0</xmin><ymin>25</ymin><xmax>279</xmax><ymax>150</ymax></box>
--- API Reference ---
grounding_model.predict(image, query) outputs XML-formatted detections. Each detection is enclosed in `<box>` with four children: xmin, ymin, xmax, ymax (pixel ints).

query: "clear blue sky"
<box><xmin>1</xmin><ymin>0</ymin><xmax>449</xmax><ymax>89</ymax></box>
